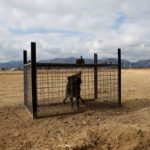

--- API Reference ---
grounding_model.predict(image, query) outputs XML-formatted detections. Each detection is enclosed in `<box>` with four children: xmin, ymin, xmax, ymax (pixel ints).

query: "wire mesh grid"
<box><xmin>36</xmin><ymin>65</ymin><xmax>95</xmax><ymax>117</ymax></box>
<box><xmin>24</xmin><ymin>63</ymin><xmax>32</xmax><ymax>112</ymax></box>
<box><xmin>97</xmin><ymin>66</ymin><xmax>118</xmax><ymax>104</ymax></box>
<box><xmin>35</xmin><ymin>64</ymin><xmax>119</xmax><ymax>117</ymax></box>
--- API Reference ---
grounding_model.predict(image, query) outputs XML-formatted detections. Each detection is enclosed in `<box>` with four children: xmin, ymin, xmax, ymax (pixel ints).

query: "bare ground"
<box><xmin>0</xmin><ymin>69</ymin><xmax>150</xmax><ymax>150</ymax></box>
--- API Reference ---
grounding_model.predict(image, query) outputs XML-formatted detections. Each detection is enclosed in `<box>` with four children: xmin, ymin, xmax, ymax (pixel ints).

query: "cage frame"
<box><xmin>23</xmin><ymin>42</ymin><xmax>121</xmax><ymax>119</ymax></box>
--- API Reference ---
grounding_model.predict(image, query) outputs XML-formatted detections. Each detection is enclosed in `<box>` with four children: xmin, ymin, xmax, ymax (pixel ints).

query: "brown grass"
<box><xmin>0</xmin><ymin>69</ymin><xmax>150</xmax><ymax>150</ymax></box>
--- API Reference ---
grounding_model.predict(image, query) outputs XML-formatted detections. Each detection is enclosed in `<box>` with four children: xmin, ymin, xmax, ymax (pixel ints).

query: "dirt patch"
<box><xmin>0</xmin><ymin>69</ymin><xmax>150</xmax><ymax>150</ymax></box>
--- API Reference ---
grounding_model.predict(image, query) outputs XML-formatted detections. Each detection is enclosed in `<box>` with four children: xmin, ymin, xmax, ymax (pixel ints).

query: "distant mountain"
<box><xmin>100</xmin><ymin>58</ymin><xmax>132</xmax><ymax>68</ymax></box>
<box><xmin>39</xmin><ymin>57</ymin><xmax>77</xmax><ymax>64</ymax></box>
<box><xmin>0</xmin><ymin>61</ymin><xmax>23</xmax><ymax>69</ymax></box>
<box><xmin>132</xmin><ymin>59</ymin><xmax>150</xmax><ymax>68</ymax></box>
<box><xmin>1</xmin><ymin>58</ymin><xmax>150</xmax><ymax>69</ymax></box>
<box><xmin>39</xmin><ymin>57</ymin><xmax>95</xmax><ymax>64</ymax></box>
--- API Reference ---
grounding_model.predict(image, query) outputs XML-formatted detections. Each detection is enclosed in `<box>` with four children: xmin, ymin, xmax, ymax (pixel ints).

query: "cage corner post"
<box><xmin>23</xmin><ymin>50</ymin><xmax>27</xmax><ymax>106</ymax></box>
<box><xmin>118</xmin><ymin>48</ymin><xmax>122</xmax><ymax>106</ymax></box>
<box><xmin>94</xmin><ymin>53</ymin><xmax>98</xmax><ymax>100</ymax></box>
<box><xmin>31</xmin><ymin>42</ymin><xmax>38</xmax><ymax>119</ymax></box>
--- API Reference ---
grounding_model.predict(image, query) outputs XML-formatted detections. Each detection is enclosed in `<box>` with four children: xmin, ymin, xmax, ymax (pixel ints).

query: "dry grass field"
<box><xmin>0</xmin><ymin>69</ymin><xmax>150</xmax><ymax>150</ymax></box>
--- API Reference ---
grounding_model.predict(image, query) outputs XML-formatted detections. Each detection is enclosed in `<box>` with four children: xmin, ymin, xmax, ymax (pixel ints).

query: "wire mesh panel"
<box><xmin>36</xmin><ymin>64</ymin><xmax>95</xmax><ymax>117</ymax></box>
<box><xmin>24</xmin><ymin>63</ymin><xmax>32</xmax><ymax>113</ymax></box>
<box><xmin>97</xmin><ymin>65</ymin><xmax>118</xmax><ymax>104</ymax></box>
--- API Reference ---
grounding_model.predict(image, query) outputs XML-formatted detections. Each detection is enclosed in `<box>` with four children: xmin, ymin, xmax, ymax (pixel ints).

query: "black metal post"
<box><xmin>94</xmin><ymin>53</ymin><xmax>98</xmax><ymax>99</ymax></box>
<box><xmin>23</xmin><ymin>50</ymin><xmax>27</xmax><ymax>64</ymax></box>
<box><xmin>23</xmin><ymin>50</ymin><xmax>27</xmax><ymax>106</ymax></box>
<box><xmin>118</xmin><ymin>48</ymin><xmax>122</xmax><ymax>106</ymax></box>
<box><xmin>31</xmin><ymin>42</ymin><xmax>38</xmax><ymax>119</ymax></box>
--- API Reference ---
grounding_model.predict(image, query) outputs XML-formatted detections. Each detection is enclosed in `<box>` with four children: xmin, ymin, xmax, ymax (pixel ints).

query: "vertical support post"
<box><xmin>23</xmin><ymin>50</ymin><xmax>27</xmax><ymax>65</ymax></box>
<box><xmin>118</xmin><ymin>48</ymin><xmax>122</xmax><ymax>106</ymax></box>
<box><xmin>23</xmin><ymin>50</ymin><xmax>27</xmax><ymax>106</ymax></box>
<box><xmin>94</xmin><ymin>53</ymin><xmax>98</xmax><ymax>99</ymax></box>
<box><xmin>31</xmin><ymin>42</ymin><xmax>38</xmax><ymax>119</ymax></box>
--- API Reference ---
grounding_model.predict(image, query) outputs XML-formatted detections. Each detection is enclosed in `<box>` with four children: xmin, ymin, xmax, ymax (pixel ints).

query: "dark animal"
<box><xmin>63</xmin><ymin>71</ymin><xmax>85</xmax><ymax>108</ymax></box>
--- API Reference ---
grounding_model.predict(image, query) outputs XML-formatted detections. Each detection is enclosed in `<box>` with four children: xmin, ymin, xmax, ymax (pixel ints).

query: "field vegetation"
<box><xmin>0</xmin><ymin>69</ymin><xmax>150</xmax><ymax>150</ymax></box>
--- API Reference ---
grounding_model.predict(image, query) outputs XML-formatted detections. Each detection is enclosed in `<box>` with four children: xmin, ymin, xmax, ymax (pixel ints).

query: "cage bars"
<box><xmin>94</xmin><ymin>53</ymin><xmax>98</xmax><ymax>99</ymax></box>
<box><xmin>23</xmin><ymin>42</ymin><xmax>122</xmax><ymax>119</ymax></box>
<box><xmin>118</xmin><ymin>48</ymin><xmax>122</xmax><ymax>106</ymax></box>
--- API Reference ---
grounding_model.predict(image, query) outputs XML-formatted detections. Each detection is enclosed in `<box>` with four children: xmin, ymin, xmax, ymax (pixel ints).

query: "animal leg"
<box><xmin>63</xmin><ymin>95</ymin><xmax>69</xmax><ymax>104</ymax></box>
<box><xmin>76</xmin><ymin>96</ymin><xmax>79</xmax><ymax>109</ymax></box>
<box><xmin>80</xmin><ymin>96</ymin><xmax>85</xmax><ymax>103</ymax></box>
<box><xmin>70</xmin><ymin>97</ymin><xmax>73</xmax><ymax>108</ymax></box>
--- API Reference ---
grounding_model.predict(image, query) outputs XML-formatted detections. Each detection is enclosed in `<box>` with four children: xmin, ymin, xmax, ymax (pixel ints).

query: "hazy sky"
<box><xmin>0</xmin><ymin>0</ymin><xmax>150</xmax><ymax>62</ymax></box>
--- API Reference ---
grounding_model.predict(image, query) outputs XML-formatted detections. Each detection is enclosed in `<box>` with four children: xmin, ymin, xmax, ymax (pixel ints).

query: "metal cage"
<box><xmin>23</xmin><ymin>42</ymin><xmax>121</xmax><ymax>119</ymax></box>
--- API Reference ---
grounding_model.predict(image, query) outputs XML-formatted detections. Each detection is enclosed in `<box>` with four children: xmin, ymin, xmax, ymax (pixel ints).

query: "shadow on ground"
<box><xmin>37</xmin><ymin>98</ymin><xmax>150</xmax><ymax>118</ymax></box>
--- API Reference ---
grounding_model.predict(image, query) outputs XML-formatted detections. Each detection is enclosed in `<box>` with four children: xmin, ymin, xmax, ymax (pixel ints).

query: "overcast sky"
<box><xmin>0</xmin><ymin>0</ymin><xmax>150</xmax><ymax>62</ymax></box>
